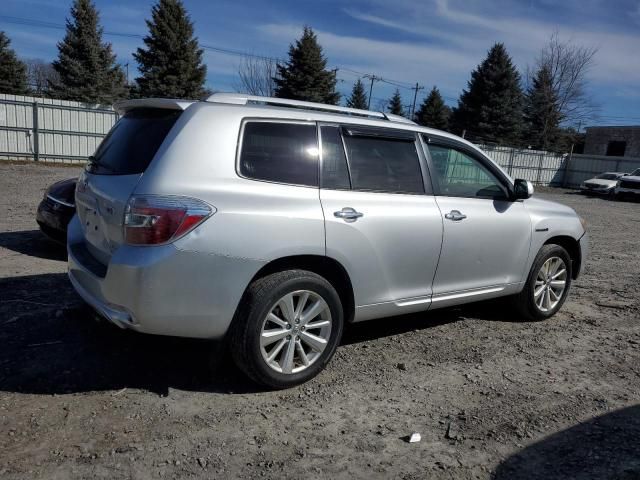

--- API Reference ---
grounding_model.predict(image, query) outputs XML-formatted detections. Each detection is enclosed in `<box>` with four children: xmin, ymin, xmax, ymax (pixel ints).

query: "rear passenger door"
<box><xmin>319</xmin><ymin>124</ymin><xmax>443</xmax><ymax>321</ymax></box>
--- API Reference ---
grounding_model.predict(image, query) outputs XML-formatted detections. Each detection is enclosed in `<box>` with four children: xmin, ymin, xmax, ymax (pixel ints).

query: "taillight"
<box><xmin>123</xmin><ymin>195</ymin><xmax>213</xmax><ymax>245</ymax></box>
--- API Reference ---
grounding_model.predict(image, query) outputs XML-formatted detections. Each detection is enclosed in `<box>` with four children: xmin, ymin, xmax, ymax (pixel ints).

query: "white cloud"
<box><xmin>259</xmin><ymin>23</ymin><xmax>480</xmax><ymax>100</ymax></box>
<box><xmin>342</xmin><ymin>0</ymin><xmax>640</xmax><ymax>86</ymax></box>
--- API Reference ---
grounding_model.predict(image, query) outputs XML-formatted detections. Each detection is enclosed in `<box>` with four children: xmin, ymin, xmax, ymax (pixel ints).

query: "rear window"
<box><xmin>239</xmin><ymin>122</ymin><xmax>318</xmax><ymax>187</ymax></box>
<box><xmin>87</xmin><ymin>108</ymin><xmax>181</xmax><ymax>175</ymax></box>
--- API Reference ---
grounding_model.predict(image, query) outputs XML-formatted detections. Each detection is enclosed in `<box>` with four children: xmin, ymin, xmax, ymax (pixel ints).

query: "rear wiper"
<box><xmin>86</xmin><ymin>155</ymin><xmax>116</xmax><ymax>173</ymax></box>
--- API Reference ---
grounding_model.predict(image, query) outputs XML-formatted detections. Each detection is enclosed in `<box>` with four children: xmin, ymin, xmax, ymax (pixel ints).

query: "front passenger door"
<box><xmin>425</xmin><ymin>138</ymin><xmax>532</xmax><ymax>298</ymax></box>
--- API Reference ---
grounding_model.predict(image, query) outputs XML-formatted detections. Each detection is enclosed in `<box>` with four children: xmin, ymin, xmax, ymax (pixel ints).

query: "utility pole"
<box><xmin>364</xmin><ymin>74</ymin><xmax>380</xmax><ymax>110</ymax></box>
<box><xmin>410</xmin><ymin>82</ymin><xmax>424</xmax><ymax>119</ymax></box>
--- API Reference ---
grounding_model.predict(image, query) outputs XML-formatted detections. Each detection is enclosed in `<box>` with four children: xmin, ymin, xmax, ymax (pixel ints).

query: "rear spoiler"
<box><xmin>113</xmin><ymin>98</ymin><xmax>195</xmax><ymax>115</ymax></box>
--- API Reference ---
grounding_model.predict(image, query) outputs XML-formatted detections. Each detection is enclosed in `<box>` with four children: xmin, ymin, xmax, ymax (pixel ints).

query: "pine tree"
<box><xmin>50</xmin><ymin>0</ymin><xmax>126</xmax><ymax>103</ymax></box>
<box><xmin>387</xmin><ymin>89</ymin><xmax>405</xmax><ymax>116</ymax></box>
<box><xmin>452</xmin><ymin>43</ymin><xmax>524</xmax><ymax>145</ymax></box>
<box><xmin>346</xmin><ymin>79</ymin><xmax>368</xmax><ymax>109</ymax></box>
<box><xmin>274</xmin><ymin>26</ymin><xmax>340</xmax><ymax>105</ymax></box>
<box><xmin>134</xmin><ymin>0</ymin><xmax>207</xmax><ymax>99</ymax></box>
<box><xmin>415</xmin><ymin>86</ymin><xmax>450</xmax><ymax>131</ymax></box>
<box><xmin>524</xmin><ymin>66</ymin><xmax>563</xmax><ymax>151</ymax></box>
<box><xmin>0</xmin><ymin>32</ymin><xmax>29</xmax><ymax>95</ymax></box>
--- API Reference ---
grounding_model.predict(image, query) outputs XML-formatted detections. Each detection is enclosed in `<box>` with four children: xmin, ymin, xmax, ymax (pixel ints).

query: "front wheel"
<box><xmin>513</xmin><ymin>244</ymin><xmax>572</xmax><ymax>321</ymax></box>
<box><xmin>230</xmin><ymin>270</ymin><xmax>344</xmax><ymax>389</ymax></box>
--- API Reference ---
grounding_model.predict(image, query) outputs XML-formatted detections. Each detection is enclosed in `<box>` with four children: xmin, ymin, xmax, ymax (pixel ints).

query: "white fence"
<box><xmin>0</xmin><ymin>93</ymin><xmax>118</xmax><ymax>163</ymax></box>
<box><xmin>1</xmin><ymin>92</ymin><xmax>639</xmax><ymax>187</ymax></box>
<box><xmin>479</xmin><ymin>144</ymin><xmax>640</xmax><ymax>187</ymax></box>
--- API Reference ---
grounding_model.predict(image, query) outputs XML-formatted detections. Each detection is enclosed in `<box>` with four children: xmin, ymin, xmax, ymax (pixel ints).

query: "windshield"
<box><xmin>631</xmin><ymin>169</ymin><xmax>640</xmax><ymax>177</ymax></box>
<box><xmin>87</xmin><ymin>108</ymin><xmax>182</xmax><ymax>175</ymax></box>
<box><xmin>596</xmin><ymin>173</ymin><xmax>620</xmax><ymax>180</ymax></box>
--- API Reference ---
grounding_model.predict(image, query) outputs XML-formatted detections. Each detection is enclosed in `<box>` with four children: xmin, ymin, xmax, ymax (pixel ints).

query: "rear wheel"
<box><xmin>230</xmin><ymin>270</ymin><xmax>344</xmax><ymax>389</ymax></box>
<box><xmin>513</xmin><ymin>244</ymin><xmax>572</xmax><ymax>321</ymax></box>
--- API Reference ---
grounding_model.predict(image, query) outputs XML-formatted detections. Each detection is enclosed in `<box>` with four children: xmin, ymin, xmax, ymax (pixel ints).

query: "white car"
<box><xmin>580</xmin><ymin>172</ymin><xmax>627</xmax><ymax>196</ymax></box>
<box><xmin>615</xmin><ymin>168</ymin><xmax>640</xmax><ymax>199</ymax></box>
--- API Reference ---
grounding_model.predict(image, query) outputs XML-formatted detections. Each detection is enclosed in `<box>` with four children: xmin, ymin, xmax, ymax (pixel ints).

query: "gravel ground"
<box><xmin>0</xmin><ymin>162</ymin><xmax>639</xmax><ymax>480</ymax></box>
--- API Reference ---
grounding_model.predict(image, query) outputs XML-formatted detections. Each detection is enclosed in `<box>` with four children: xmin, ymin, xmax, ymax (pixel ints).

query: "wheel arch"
<box><xmin>245</xmin><ymin>255</ymin><xmax>355</xmax><ymax>323</ymax></box>
<box><xmin>544</xmin><ymin>235</ymin><xmax>581</xmax><ymax>279</ymax></box>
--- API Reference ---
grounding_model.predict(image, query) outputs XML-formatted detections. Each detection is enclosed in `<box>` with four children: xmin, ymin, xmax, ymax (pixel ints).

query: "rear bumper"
<box><xmin>66</xmin><ymin>215</ymin><xmax>264</xmax><ymax>339</ymax></box>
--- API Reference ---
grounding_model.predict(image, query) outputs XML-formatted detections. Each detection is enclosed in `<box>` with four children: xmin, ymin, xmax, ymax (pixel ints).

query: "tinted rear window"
<box><xmin>343</xmin><ymin>134</ymin><xmax>424</xmax><ymax>194</ymax></box>
<box><xmin>239</xmin><ymin>122</ymin><xmax>318</xmax><ymax>187</ymax></box>
<box><xmin>87</xmin><ymin>108</ymin><xmax>181</xmax><ymax>175</ymax></box>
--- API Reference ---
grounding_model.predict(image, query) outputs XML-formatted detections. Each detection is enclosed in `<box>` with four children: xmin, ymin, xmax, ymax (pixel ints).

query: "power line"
<box><xmin>0</xmin><ymin>15</ymin><xmax>426</xmax><ymax>93</ymax></box>
<box><xmin>4</xmin><ymin>14</ymin><xmax>640</xmax><ymax>123</ymax></box>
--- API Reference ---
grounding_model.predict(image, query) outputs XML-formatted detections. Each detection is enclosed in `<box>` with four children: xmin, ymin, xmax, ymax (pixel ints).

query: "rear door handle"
<box><xmin>444</xmin><ymin>210</ymin><xmax>467</xmax><ymax>221</ymax></box>
<box><xmin>334</xmin><ymin>207</ymin><xmax>364</xmax><ymax>221</ymax></box>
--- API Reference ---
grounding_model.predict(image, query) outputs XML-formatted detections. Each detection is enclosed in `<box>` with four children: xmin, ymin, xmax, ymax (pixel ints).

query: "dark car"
<box><xmin>36</xmin><ymin>177</ymin><xmax>77</xmax><ymax>243</ymax></box>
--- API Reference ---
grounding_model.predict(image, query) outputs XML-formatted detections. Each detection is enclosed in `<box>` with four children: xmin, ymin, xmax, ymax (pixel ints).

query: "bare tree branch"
<box><xmin>536</xmin><ymin>32</ymin><xmax>599</xmax><ymax>127</ymax></box>
<box><xmin>235</xmin><ymin>56</ymin><xmax>277</xmax><ymax>97</ymax></box>
<box><xmin>24</xmin><ymin>58</ymin><xmax>59</xmax><ymax>96</ymax></box>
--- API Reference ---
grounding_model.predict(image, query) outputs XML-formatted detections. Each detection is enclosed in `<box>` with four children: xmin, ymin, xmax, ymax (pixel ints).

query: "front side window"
<box><xmin>342</xmin><ymin>133</ymin><xmax>424</xmax><ymax>194</ymax></box>
<box><xmin>239</xmin><ymin>122</ymin><xmax>318</xmax><ymax>187</ymax></box>
<box><xmin>427</xmin><ymin>143</ymin><xmax>507</xmax><ymax>198</ymax></box>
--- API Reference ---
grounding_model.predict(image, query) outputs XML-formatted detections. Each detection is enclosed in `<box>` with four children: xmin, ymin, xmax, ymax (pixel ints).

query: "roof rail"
<box><xmin>205</xmin><ymin>93</ymin><xmax>416</xmax><ymax>125</ymax></box>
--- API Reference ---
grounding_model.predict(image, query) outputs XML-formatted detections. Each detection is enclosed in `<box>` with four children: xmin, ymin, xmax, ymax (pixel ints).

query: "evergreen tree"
<box><xmin>134</xmin><ymin>0</ymin><xmax>207</xmax><ymax>99</ymax></box>
<box><xmin>387</xmin><ymin>89</ymin><xmax>405</xmax><ymax>116</ymax></box>
<box><xmin>452</xmin><ymin>43</ymin><xmax>524</xmax><ymax>144</ymax></box>
<box><xmin>524</xmin><ymin>66</ymin><xmax>563</xmax><ymax>151</ymax></box>
<box><xmin>50</xmin><ymin>0</ymin><xmax>126</xmax><ymax>103</ymax></box>
<box><xmin>346</xmin><ymin>79</ymin><xmax>368</xmax><ymax>109</ymax></box>
<box><xmin>274</xmin><ymin>26</ymin><xmax>340</xmax><ymax>105</ymax></box>
<box><xmin>415</xmin><ymin>86</ymin><xmax>450</xmax><ymax>131</ymax></box>
<box><xmin>0</xmin><ymin>32</ymin><xmax>29</xmax><ymax>95</ymax></box>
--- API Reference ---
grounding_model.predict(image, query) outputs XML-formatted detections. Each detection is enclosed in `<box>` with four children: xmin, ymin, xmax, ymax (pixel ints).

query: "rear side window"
<box><xmin>239</xmin><ymin>122</ymin><xmax>318</xmax><ymax>187</ymax></box>
<box><xmin>88</xmin><ymin>108</ymin><xmax>181</xmax><ymax>175</ymax></box>
<box><xmin>320</xmin><ymin>126</ymin><xmax>350</xmax><ymax>189</ymax></box>
<box><xmin>342</xmin><ymin>133</ymin><xmax>424</xmax><ymax>194</ymax></box>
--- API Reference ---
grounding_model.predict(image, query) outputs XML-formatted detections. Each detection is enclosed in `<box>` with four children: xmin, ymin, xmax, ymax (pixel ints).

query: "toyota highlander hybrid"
<box><xmin>68</xmin><ymin>94</ymin><xmax>588</xmax><ymax>388</ymax></box>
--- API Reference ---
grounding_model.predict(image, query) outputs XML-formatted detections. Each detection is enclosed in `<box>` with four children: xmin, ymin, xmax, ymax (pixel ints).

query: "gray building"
<box><xmin>584</xmin><ymin>126</ymin><xmax>640</xmax><ymax>157</ymax></box>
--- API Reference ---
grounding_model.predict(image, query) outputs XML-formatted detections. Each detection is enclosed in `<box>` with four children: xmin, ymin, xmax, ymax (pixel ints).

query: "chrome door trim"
<box><xmin>431</xmin><ymin>285</ymin><xmax>505</xmax><ymax>303</ymax></box>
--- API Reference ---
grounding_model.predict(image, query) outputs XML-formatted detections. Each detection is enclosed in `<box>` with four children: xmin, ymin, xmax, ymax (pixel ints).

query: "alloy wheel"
<box><xmin>259</xmin><ymin>290</ymin><xmax>332</xmax><ymax>374</ymax></box>
<box><xmin>534</xmin><ymin>256</ymin><xmax>567</xmax><ymax>312</ymax></box>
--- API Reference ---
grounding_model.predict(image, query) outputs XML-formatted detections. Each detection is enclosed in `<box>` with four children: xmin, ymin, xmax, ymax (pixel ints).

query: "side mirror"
<box><xmin>513</xmin><ymin>179</ymin><xmax>534</xmax><ymax>199</ymax></box>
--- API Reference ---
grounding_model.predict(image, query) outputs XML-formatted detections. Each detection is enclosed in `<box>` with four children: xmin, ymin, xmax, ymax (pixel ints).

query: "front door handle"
<box><xmin>444</xmin><ymin>210</ymin><xmax>467</xmax><ymax>221</ymax></box>
<box><xmin>334</xmin><ymin>207</ymin><xmax>364</xmax><ymax>221</ymax></box>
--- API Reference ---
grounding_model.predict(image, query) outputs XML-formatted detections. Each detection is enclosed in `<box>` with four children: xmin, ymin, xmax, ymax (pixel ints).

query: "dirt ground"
<box><xmin>0</xmin><ymin>162</ymin><xmax>639</xmax><ymax>480</ymax></box>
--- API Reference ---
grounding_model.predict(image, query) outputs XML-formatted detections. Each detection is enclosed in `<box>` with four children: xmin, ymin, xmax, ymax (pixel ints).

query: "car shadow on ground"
<box><xmin>493</xmin><ymin>404</ymin><xmax>640</xmax><ymax>480</ymax></box>
<box><xmin>0</xmin><ymin>271</ymin><xmax>533</xmax><ymax>397</ymax></box>
<box><xmin>0</xmin><ymin>229</ymin><xmax>66</xmax><ymax>261</ymax></box>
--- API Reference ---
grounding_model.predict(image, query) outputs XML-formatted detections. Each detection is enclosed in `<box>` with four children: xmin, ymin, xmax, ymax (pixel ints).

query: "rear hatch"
<box><xmin>75</xmin><ymin>102</ymin><xmax>188</xmax><ymax>265</ymax></box>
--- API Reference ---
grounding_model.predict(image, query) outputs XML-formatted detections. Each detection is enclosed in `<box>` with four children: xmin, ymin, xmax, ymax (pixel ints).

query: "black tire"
<box><xmin>512</xmin><ymin>244</ymin><xmax>572</xmax><ymax>321</ymax></box>
<box><xmin>229</xmin><ymin>270</ymin><xmax>344</xmax><ymax>389</ymax></box>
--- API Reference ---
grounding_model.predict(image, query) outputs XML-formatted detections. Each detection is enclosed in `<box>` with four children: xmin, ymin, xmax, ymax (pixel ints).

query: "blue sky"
<box><xmin>2</xmin><ymin>0</ymin><xmax>640</xmax><ymax>127</ymax></box>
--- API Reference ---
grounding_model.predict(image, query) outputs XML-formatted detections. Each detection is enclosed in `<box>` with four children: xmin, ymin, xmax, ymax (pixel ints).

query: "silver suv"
<box><xmin>68</xmin><ymin>93</ymin><xmax>588</xmax><ymax>388</ymax></box>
